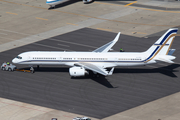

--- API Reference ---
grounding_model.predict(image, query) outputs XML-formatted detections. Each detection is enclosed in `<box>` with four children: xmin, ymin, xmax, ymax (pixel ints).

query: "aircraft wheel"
<box><xmin>2</xmin><ymin>67</ymin><xmax>5</xmax><ymax>71</ymax></box>
<box><xmin>8</xmin><ymin>68</ymin><xmax>12</xmax><ymax>71</ymax></box>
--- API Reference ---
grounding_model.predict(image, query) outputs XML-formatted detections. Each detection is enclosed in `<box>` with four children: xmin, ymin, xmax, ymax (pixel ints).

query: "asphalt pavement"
<box><xmin>0</xmin><ymin>28</ymin><xmax>180</xmax><ymax>119</ymax></box>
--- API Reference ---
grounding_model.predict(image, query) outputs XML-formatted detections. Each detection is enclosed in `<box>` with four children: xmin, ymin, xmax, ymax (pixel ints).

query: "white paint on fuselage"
<box><xmin>12</xmin><ymin>51</ymin><xmax>155</xmax><ymax>67</ymax></box>
<box><xmin>46</xmin><ymin>0</ymin><xmax>67</xmax><ymax>7</ymax></box>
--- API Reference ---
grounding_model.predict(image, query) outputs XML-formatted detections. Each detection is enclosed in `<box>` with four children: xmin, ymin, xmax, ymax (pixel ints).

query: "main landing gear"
<box><xmin>30</xmin><ymin>65</ymin><xmax>39</xmax><ymax>74</ymax></box>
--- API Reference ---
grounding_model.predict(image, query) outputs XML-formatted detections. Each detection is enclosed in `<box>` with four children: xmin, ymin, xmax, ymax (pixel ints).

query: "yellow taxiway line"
<box><xmin>129</xmin><ymin>6</ymin><xmax>180</xmax><ymax>13</ymax></box>
<box><xmin>35</xmin><ymin>17</ymin><xmax>48</xmax><ymax>21</ymax></box>
<box><xmin>66</xmin><ymin>23</ymin><xmax>78</xmax><ymax>26</ymax></box>
<box><xmin>96</xmin><ymin>28</ymin><xmax>112</xmax><ymax>32</ymax></box>
<box><xmin>94</xmin><ymin>1</ymin><xmax>180</xmax><ymax>13</ymax></box>
<box><xmin>6</xmin><ymin>12</ymin><xmax>18</xmax><ymax>15</ymax></box>
<box><xmin>124</xmin><ymin>1</ymin><xmax>137</xmax><ymax>7</ymax></box>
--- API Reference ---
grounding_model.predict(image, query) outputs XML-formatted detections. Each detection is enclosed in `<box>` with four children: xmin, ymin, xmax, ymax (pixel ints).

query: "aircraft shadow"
<box><xmin>90</xmin><ymin>75</ymin><xmax>115</xmax><ymax>88</ymax></box>
<box><xmin>71</xmin><ymin>75</ymin><xmax>115</xmax><ymax>88</ymax></box>
<box><xmin>48</xmin><ymin>0</ymin><xmax>136</xmax><ymax>9</ymax></box>
<box><xmin>17</xmin><ymin>67</ymin><xmax>69</xmax><ymax>72</ymax></box>
<box><xmin>18</xmin><ymin>67</ymin><xmax>115</xmax><ymax>88</ymax></box>
<box><xmin>48</xmin><ymin>0</ymin><xmax>80</xmax><ymax>9</ymax></box>
<box><xmin>86</xmin><ymin>0</ymin><xmax>136</xmax><ymax>4</ymax></box>
<box><xmin>95</xmin><ymin>0</ymin><xmax>136</xmax><ymax>1</ymax></box>
<box><xmin>18</xmin><ymin>64</ymin><xmax>179</xmax><ymax>88</ymax></box>
<box><xmin>114</xmin><ymin>64</ymin><xmax>180</xmax><ymax>78</ymax></box>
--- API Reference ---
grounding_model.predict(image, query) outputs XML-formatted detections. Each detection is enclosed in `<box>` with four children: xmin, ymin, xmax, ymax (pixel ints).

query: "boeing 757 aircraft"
<box><xmin>12</xmin><ymin>28</ymin><xmax>178</xmax><ymax>77</ymax></box>
<box><xmin>46</xmin><ymin>0</ymin><xmax>93</xmax><ymax>8</ymax></box>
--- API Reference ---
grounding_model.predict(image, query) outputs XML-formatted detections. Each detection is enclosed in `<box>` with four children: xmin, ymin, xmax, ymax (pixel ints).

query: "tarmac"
<box><xmin>0</xmin><ymin>0</ymin><xmax>180</xmax><ymax>120</ymax></box>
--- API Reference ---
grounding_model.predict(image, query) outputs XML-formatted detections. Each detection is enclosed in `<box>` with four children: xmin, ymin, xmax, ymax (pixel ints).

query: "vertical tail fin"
<box><xmin>144</xmin><ymin>28</ymin><xmax>178</xmax><ymax>62</ymax></box>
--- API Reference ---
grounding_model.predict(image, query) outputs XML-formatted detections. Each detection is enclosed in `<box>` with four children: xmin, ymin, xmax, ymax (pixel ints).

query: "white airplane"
<box><xmin>12</xmin><ymin>28</ymin><xmax>178</xmax><ymax>77</ymax></box>
<box><xmin>46</xmin><ymin>0</ymin><xmax>93</xmax><ymax>8</ymax></box>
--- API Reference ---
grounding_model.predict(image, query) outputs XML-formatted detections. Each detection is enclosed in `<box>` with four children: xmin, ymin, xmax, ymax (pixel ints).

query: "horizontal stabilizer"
<box><xmin>155</xmin><ymin>58</ymin><xmax>174</xmax><ymax>63</ymax></box>
<box><xmin>154</xmin><ymin>55</ymin><xmax>176</xmax><ymax>63</ymax></box>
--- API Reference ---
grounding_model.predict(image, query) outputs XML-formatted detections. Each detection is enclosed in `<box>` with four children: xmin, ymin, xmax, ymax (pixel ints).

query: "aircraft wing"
<box><xmin>75</xmin><ymin>62</ymin><xmax>114</xmax><ymax>76</ymax></box>
<box><xmin>93</xmin><ymin>32</ymin><xmax>120</xmax><ymax>53</ymax></box>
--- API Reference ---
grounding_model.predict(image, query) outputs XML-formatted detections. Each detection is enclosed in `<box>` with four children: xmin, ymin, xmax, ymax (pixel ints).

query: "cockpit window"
<box><xmin>16</xmin><ymin>56</ymin><xmax>22</xmax><ymax>59</ymax></box>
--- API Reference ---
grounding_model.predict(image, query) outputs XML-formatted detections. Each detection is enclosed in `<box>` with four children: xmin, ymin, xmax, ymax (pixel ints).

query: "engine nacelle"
<box><xmin>69</xmin><ymin>67</ymin><xmax>88</xmax><ymax>77</ymax></box>
<box><xmin>83</xmin><ymin>0</ymin><xmax>93</xmax><ymax>4</ymax></box>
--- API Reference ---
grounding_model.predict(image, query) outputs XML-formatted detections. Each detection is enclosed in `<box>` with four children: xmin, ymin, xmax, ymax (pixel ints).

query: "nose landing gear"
<box><xmin>30</xmin><ymin>67</ymin><xmax>34</xmax><ymax>74</ymax></box>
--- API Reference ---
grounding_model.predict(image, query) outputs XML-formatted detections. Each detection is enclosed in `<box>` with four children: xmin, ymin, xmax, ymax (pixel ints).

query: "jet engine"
<box><xmin>83</xmin><ymin>0</ymin><xmax>93</xmax><ymax>4</ymax></box>
<box><xmin>69</xmin><ymin>66</ymin><xmax>88</xmax><ymax>77</ymax></box>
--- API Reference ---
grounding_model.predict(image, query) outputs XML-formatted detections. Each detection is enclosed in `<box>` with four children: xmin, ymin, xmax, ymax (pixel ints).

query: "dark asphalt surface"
<box><xmin>97</xmin><ymin>0</ymin><xmax>180</xmax><ymax>11</ymax></box>
<box><xmin>0</xmin><ymin>28</ymin><xmax>180</xmax><ymax>119</ymax></box>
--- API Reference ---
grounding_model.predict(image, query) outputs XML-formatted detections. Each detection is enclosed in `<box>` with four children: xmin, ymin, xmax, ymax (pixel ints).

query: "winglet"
<box><xmin>108</xmin><ymin>67</ymin><xmax>114</xmax><ymax>75</ymax></box>
<box><xmin>114</xmin><ymin>32</ymin><xmax>121</xmax><ymax>42</ymax></box>
<box><xmin>93</xmin><ymin>32</ymin><xmax>121</xmax><ymax>53</ymax></box>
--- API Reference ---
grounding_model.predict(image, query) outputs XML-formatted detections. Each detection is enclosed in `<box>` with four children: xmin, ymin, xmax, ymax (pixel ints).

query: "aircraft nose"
<box><xmin>12</xmin><ymin>58</ymin><xmax>17</xmax><ymax>63</ymax></box>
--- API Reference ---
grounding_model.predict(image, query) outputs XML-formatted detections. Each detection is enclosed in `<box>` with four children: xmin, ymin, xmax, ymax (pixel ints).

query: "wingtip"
<box><xmin>114</xmin><ymin>32</ymin><xmax>121</xmax><ymax>41</ymax></box>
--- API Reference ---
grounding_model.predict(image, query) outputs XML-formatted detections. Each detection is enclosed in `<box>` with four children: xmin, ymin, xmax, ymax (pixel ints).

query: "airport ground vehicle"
<box><xmin>1</xmin><ymin>62</ymin><xmax>17</xmax><ymax>71</ymax></box>
<box><xmin>73</xmin><ymin>117</ymin><xmax>91</xmax><ymax>120</ymax></box>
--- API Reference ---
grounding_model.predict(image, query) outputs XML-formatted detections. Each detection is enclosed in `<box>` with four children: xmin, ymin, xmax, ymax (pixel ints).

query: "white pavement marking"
<box><xmin>57</xmin><ymin>44</ymin><xmax>69</xmax><ymax>47</ymax></box>
<box><xmin>0</xmin><ymin>36</ymin><xmax>71</xmax><ymax>51</ymax></box>
<box><xmin>0</xmin><ymin>30</ymin><xmax>97</xmax><ymax>49</ymax></box>
<box><xmin>0</xmin><ymin>29</ymin><xmax>97</xmax><ymax>49</ymax></box>
<box><xmin>0</xmin><ymin>7</ymin><xmax>142</xmax><ymax>53</ymax></box>
<box><xmin>51</xmin><ymin>39</ymin><xmax>97</xmax><ymax>49</ymax></box>
<box><xmin>33</xmin><ymin>43</ymin><xmax>71</xmax><ymax>51</ymax></box>
<box><xmin>0</xmin><ymin>36</ymin><xmax>14</xmax><ymax>40</ymax></box>
<box><xmin>0</xmin><ymin>29</ymin><xmax>29</xmax><ymax>36</ymax></box>
<box><xmin>0</xmin><ymin>32</ymin><xmax>7</xmax><ymax>35</ymax></box>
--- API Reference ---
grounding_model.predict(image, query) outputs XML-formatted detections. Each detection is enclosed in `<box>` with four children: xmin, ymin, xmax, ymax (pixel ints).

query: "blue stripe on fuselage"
<box><xmin>46</xmin><ymin>0</ymin><xmax>62</xmax><ymax>4</ymax></box>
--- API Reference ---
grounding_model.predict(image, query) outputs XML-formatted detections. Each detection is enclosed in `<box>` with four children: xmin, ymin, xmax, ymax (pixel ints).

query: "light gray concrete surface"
<box><xmin>0</xmin><ymin>0</ymin><xmax>180</xmax><ymax>120</ymax></box>
<box><xmin>0</xmin><ymin>6</ymin><xmax>142</xmax><ymax>52</ymax></box>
